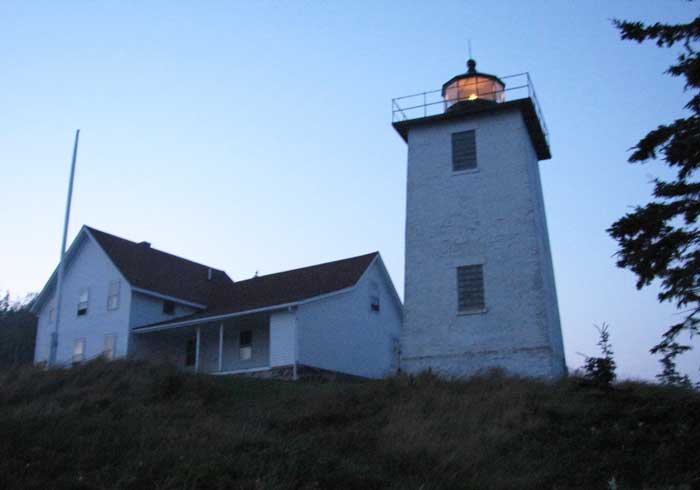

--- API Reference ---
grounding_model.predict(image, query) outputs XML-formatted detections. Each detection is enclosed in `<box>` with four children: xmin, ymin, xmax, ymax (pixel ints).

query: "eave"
<box><xmin>392</xmin><ymin>97</ymin><xmax>551</xmax><ymax>161</ymax></box>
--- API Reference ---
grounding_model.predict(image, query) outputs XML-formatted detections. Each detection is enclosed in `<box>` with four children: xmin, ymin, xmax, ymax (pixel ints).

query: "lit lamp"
<box><xmin>442</xmin><ymin>59</ymin><xmax>505</xmax><ymax>110</ymax></box>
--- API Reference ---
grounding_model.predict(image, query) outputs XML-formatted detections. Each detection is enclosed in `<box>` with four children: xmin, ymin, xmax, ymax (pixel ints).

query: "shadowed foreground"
<box><xmin>0</xmin><ymin>360</ymin><xmax>698</xmax><ymax>490</ymax></box>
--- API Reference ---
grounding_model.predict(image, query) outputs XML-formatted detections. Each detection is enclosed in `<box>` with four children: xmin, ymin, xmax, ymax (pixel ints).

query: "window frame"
<box><xmin>73</xmin><ymin>338</ymin><xmax>86</xmax><ymax>364</ymax></box>
<box><xmin>456</xmin><ymin>264</ymin><xmax>486</xmax><ymax>314</ymax></box>
<box><xmin>107</xmin><ymin>280</ymin><xmax>120</xmax><ymax>311</ymax></box>
<box><xmin>451</xmin><ymin>129</ymin><xmax>478</xmax><ymax>173</ymax></box>
<box><xmin>77</xmin><ymin>288</ymin><xmax>89</xmax><ymax>316</ymax></box>
<box><xmin>369</xmin><ymin>281</ymin><xmax>380</xmax><ymax>313</ymax></box>
<box><xmin>103</xmin><ymin>334</ymin><xmax>117</xmax><ymax>360</ymax></box>
<box><xmin>239</xmin><ymin>330</ymin><xmax>253</xmax><ymax>360</ymax></box>
<box><xmin>163</xmin><ymin>300</ymin><xmax>175</xmax><ymax>315</ymax></box>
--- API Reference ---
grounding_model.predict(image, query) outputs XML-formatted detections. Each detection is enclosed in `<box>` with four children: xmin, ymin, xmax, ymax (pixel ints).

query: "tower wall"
<box><xmin>401</xmin><ymin>107</ymin><xmax>566</xmax><ymax>379</ymax></box>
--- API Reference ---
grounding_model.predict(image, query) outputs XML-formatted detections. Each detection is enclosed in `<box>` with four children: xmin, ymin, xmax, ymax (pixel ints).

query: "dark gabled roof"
<box><xmin>228</xmin><ymin>252</ymin><xmax>378</xmax><ymax>312</ymax></box>
<box><xmin>135</xmin><ymin>252</ymin><xmax>379</xmax><ymax>329</ymax></box>
<box><xmin>86</xmin><ymin>226</ymin><xmax>235</xmax><ymax>306</ymax></box>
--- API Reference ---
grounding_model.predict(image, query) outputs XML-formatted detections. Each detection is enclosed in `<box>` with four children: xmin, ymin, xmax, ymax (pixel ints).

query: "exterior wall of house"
<box><xmin>297</xmin><ymin>260</ymin><xmax>402</xmax><ymax>378</ymax></box>
<box><xmin>125</xmin><ymin>289</ymin><xmax>200</xmax><ymax>360</ymax></box>
<box><xmin>269</xmin><ymin>311</ymin><xmax>296</xmax><ymax>367</ymax></box>
<box><xmin>128</xmin><ymin>292</ymin><xmax>199</xmax><ymax>329</ymax></box>
<box><xmin>401</xmin><ymin>107</ymin><xmax>566</xmax><ymax>379</ymax></box>
<box><xmin>33</xmin><ymin>234</ymin><xmax>132</xmax><ymax>364</ymax></box>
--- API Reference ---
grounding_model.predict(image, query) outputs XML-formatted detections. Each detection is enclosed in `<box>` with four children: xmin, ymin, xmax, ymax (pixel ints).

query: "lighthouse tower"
<box><xmin>393</xmin><ymin>59</ymin><xmax>566</xmax><ymax>379</ymax></box>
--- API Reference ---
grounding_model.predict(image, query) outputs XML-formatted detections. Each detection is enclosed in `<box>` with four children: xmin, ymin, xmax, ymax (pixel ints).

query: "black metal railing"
<box><xmin>391</xmin><ymin>72</ymin><xmax>549</xmax><ymax>144</ymax></box>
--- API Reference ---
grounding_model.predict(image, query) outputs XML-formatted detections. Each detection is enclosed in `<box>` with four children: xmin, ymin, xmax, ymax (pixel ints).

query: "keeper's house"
<box><xmin>31</xmin><ymin>226</ymin><xmax>402</xmax><ymax>379</ymax></box>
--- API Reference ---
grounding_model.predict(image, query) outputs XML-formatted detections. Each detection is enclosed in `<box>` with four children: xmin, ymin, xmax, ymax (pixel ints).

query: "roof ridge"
<box><xmin>135</xmin><ymin>251</ymin><xmax>384</xmax><ymax>330</ymax></box>
<box><xmin>84</xmin><ymin>225</ymin><xmax>225</xmax><ymax>273</ymax></box>
<box><xmin>235</xmin><ymin>251</ymin><xmax>379</xmax><ymax>284</ymax></box>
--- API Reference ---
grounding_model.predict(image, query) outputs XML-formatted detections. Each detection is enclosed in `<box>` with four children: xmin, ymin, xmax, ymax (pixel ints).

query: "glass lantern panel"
<box><xmin>444</xmin><ymin>76</ymin><xmax>505</xmax><ymax>108</ymax></box>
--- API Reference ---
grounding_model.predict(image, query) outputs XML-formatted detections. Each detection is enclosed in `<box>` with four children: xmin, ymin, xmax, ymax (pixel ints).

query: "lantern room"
<box><xmin>442</xmin><ymin>59</ymin><xmax>505</xmax><ymax>109</ymax></box>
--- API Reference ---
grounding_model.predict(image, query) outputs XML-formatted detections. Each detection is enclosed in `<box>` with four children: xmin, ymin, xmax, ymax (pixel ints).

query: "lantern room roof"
<box><xmin>441</xmin><ymin>59</ymin><xmax>506</xmax><ymax>97</ymax></box>
<box><xmin>392</xmin><ymin>97</ymin><xmax>551</xmax><ymax>160</ymax></box>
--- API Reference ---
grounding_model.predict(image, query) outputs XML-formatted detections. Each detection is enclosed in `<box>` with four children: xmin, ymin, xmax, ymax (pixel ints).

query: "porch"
<box><xmin>131</xmin><ymin>311</ymin><xmax>297</xmax><ymax>376</ymax></box>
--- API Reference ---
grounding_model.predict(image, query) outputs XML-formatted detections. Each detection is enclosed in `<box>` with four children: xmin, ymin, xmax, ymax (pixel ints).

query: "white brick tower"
<box><xmin>393</xmin><ymin>58</ymin><xmax>566</xmax><ymax>379</ymax></box>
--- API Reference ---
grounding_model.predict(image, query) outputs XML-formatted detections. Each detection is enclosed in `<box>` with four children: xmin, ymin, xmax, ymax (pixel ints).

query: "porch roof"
<box><xmin>133</xmin><ymin>252</ymin><xmax>379</xmax><ymax>333</ymax></box>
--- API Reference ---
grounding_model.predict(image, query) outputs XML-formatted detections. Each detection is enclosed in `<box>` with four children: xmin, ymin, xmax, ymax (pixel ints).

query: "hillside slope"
<box><xmin>0</xmin><ymin>360</ymin><xmax>698</xmax><ymax>490</ymax></box>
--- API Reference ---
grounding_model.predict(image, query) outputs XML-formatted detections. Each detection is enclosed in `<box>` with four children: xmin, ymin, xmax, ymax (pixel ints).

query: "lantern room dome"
<box><xmin>442</xmin><ymin>59</ymin><xmax>506</xmax><ymax>109</ymax></box>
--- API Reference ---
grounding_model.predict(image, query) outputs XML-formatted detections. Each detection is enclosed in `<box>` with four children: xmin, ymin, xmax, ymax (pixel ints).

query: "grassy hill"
<box><xmin>0</xmin><ymin>360</ymin><xmax>698</xmax><ymax>490</ymax></box>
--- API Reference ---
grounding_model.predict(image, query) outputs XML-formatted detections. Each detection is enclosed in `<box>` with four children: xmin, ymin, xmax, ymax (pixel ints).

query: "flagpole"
<box><xmin>49</xmin><ymin>129</ymin><xmax>80</xmax><ymax>367</ymax></box>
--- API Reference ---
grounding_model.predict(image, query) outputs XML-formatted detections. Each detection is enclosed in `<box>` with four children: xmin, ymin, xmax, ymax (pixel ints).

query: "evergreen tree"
<box><xmin>582</xmin><ymin>323</ymin><xmax>617</xmax><ymax>387</ymax></box>
<box><xmin>0</xmin><ymin>292</ymin><xmax>37</xmax><ymax>368</ymax></box>
<box><xmin>608</xmin><ymin>14</ymin><xmax>700</xmax><ymax>383</ymax></box>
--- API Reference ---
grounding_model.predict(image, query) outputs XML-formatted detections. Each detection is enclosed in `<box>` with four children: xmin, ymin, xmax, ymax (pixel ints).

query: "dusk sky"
<box><xmin>2</xmin><ymin>1</ymin><xmax>698</xmax><ymax>380</ymax></box>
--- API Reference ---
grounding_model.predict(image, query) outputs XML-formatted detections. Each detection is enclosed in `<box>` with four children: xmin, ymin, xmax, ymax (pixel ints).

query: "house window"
<box><xmin>370</xmin><ymin>281</ymin><xmax>380</xmax><ymax>312</ymax></box>
<box><xmin>103</xmin><ymin>334</ymin><xmax>117</xmax><ymax>360</ymax></box>
<box><xmin>107</xmin><ymin>280</ymin><xmax>120</xmax><ymax>310</ymax></box>
<box><xmin>452</xmin><ymin>130</ymin><xmax>477</xmax><ymax>172</ymax></box>
<box><xmin>77</xmin><ymin>289</ymin><xmax>89</xmax><ymax>316</ymax></box>
<box><xmin>239</xmin><ymin>330</ymin><xmax>252</xmax><ymax>360</ymax></box>
<box><xmin>163</xmin><ymin>300</ymin><xmax>175</xmax><ymax>315</ymax></box>
<box><xmin>73</xmin><ymin>338</ymin><xmax>85</xmax><ymax>364</ymax></box>
<box><xmin>457</xmin><ymin>264</ymin><xmax>485</xmax><ymax>313</ymax></box>
<box><xmin>185</xmin><ymin>338</ymin><xmax>196</xmax><ymax>367</ymax></box>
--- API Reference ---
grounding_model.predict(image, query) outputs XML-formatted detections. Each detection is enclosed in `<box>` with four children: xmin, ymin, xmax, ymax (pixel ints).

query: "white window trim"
<box><xmin>77</xmin><ymin>288</ymin><xmax>89</xmax><ymax>316</ymax></box>
<box><xmin>103</xmin><ymin>334</ymin><xmax>117</xmax><ymax>360</ymax></box>
<box><xmin>73</xmin><ymin>338</ymin><xmax>86</xmax><ymax>363</ymax></box>
<box><xmin>107</xmin><ymin>280</ymin><xmax>120</xmax><ymax>311</ymax></box>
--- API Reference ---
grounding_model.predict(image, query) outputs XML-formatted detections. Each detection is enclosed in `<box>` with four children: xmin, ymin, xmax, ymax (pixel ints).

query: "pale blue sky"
<box><xmin>1</xmin><ymin>0</ymin><xmax>698</xmax><ymax>380</ymax></box>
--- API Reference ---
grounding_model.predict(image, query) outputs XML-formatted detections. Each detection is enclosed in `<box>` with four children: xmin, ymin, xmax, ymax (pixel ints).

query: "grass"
<box><xmin>0</xmin><ymin>360</ymin><xmax>698</xmax><ymax>490</ymax></box>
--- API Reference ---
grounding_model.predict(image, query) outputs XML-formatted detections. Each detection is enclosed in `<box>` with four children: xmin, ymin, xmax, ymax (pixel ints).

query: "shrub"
<box><xmin>582</xmin><ymin>323</ymin><xmax>617</xmax><ymax>387</ymax></box>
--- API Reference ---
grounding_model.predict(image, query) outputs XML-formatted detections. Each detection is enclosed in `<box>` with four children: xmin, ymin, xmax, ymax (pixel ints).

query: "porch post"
<box><xmin>194</xmin><ymin>326</ymin><xmax>201</xmax><ymax>373</ymax></box>
<box><xmin>218</xmin><ymin>323</ymin><xmax>224</xmax><ymax>372</ymax></box>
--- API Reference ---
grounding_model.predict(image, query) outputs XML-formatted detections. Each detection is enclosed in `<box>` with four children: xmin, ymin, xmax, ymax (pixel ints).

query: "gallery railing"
<box><xmin>391</xmin><ymin>72</ymin><xmax>549</xmax><ymax>146</ymax></box>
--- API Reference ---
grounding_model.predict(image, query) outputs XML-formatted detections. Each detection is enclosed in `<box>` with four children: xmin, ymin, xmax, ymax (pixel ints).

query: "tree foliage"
<box><xmin>0</xmin><ymin>292</ymin><xmax>37</xmax><ymax>368</ymax></box>
<box><xmin>608</xmin><ymin>14</ymin><xmax>700</xmax><ymax>382</ymax></box>
<box><xmin>582</xmin><ymin>323</ymin><xmax>617</xmax><ymax>387</ymax></box>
